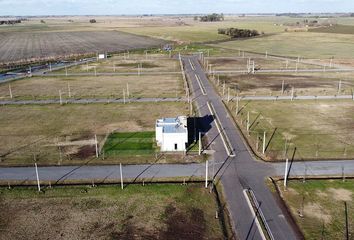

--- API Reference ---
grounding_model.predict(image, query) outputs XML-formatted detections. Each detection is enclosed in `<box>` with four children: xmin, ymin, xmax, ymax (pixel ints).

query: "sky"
<box><xmin>0</xmin><ymin>0</ymin><xmax>353</xmax><ymax>16</ymax></box>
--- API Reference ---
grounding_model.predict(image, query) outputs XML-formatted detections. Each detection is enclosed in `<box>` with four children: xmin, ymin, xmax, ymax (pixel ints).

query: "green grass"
<box><xmin>0</xmin><ymin>184</ymin><xmax>227</xmax><ymax>239</ymax></box>
<box><xmin>103</xmin><ymin>131</ymin><xmax>156</xmax><ymax>156</ymax></box>
<box><xmin>277</xmin><ymin>179</ymin><xmax>354</xmax><ymax>240</ymax></box>
<box><xmin>211</xmin><ymin>31</ymin><xmax>354</xmax><ymax>59</ymax></box>
<box><xmin>309</xmin><ymin>24</ymin><xmax>354</xmax><ymax>35</ymax></box>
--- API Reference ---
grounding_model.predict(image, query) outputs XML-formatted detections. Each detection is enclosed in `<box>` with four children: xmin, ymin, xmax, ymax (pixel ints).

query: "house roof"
<box><xmin>163</xmin><ymin>124</ymin><xmax>187</xmax><ymax>134</ymax></box>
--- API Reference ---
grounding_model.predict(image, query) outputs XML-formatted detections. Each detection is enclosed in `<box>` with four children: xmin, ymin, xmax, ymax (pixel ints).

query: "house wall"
<box><xmin>161</xmin><ymin>133</ymin><xmax>188</xmax><ymax>152</ymax></box>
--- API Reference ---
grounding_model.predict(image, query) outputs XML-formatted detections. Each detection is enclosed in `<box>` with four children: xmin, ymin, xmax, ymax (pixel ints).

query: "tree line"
<box><xmin>0</xmin><ymin>20</ymin><xmax>22</xmax><ymax>25</ymax></box>
<box><xmin>196</xmin><ymin>13</ymin><xmax>224</xmax><ymax>22</ymax></box>
<box><xmin>218</xmin><ymin>28</ymin><xmax>260</xmax><ymax>38</ymax></box>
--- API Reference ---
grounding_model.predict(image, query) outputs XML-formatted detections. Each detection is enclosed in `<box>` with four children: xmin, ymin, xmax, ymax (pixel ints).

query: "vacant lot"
<box><xmin>207</xmin><ymin>57</ymin><xmax>322</xmax><ymax>71</ymax></box>
<box><xmin>309</xmin><ymin>24</ymin><xmax>354</xmax><ymax>35</ymax></box>
<box><xmin>0</xmin><ymin>102</ymin><xmax>189</xmax><ymax>166</ymax></box>
<box><xmin>215</xmin><ymin>72</ymin><xmax>353</xmax><ymax>97</ymax></box>
<box><xmin>0</xmin><ymin>74</ymin><xmax>184</xmax><ymax>99</ymax></box>
<box><xmin>226</xmin><ymin>100</ymin><xmax>354</xmax><ymax>160</ymax></box>
<box><xmin>0</xmin><ymin>184</ymin><xmax>227</xmax><ymax>240</ymax></box>
<box><xmin>0</xmin><ymin>31</ymin><xmax>165</xmax><ymax>64</ymax></box>
<box><xmin>276</xmin><ymin>179</ymin><xmax>354</xmax><ymax>240</ymax></box>
<box><xmin>211</xmin><ymin>32</ymin><xmax>354</xmax><ymax>59</ymax></box>
<box><xmin>56</xmin><ymin>56</ymin><xmax>179</xmax><ymax>74</ymax></box>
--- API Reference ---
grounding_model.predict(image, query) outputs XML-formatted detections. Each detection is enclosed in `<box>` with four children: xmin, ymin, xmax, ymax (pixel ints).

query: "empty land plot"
<box><xmin>0</xmin><ymin>31</ymin><xmax>165</xmax><ymax>64</ymax></box>
<box><xmin>276</xmin><ymin>179</ymin><xmax>354</xmax><ymax>240</ymax></box>
<box><xmin>210</xmin><ymin>32</ymin><xmax>354</xmax><ymax>59</ymax></box>
<box><xmin>207</xmin><ymin>57</ymin><xmax>322</xmax><ymax>72</ymax></box>
<box><xmin>0</xmin><ymin>102</ymin><xmax>189</xmax><ymax>166</ymax></box>
<box><xmin>0</xmin><ymin>74</ymin><xmax>184</xmax><ymax>100</ymax></box>
<box><xmin>55</xmin><ymin>56</ymin><xmax>179</xmax><ymax>74</ymax></box>
<box><xmin>309</xmin><ymin>24</ymin><xmax>354</xmax><ymax>35</ymax></box>
<box><xmin>0</xmin><ymin>184</ymin><xmax>228</xmax><ymax>240</ymax></box>
<box><xmin>226</xmin><ymin>100</ymin><xmax>354</xmax><ymax>160</ymax></box>
<box><xmin>215</xmin><ymin>72</ymin><xmax>354</xmax><ymax>97</ymax></box>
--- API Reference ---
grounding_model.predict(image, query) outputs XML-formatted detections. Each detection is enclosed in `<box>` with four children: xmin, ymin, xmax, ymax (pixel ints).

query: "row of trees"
<box><xmin>218</xmin><ymin>28</ymin><xmax>260</xmax><ymax>38</ymax></box>
<box><xmin>197</xmin><ymin>13</ymin><xmax>224</xmax><ymax>22</ymax></box>
<box><xmin>0</xmin><ymin>20</ymin><xmax>21</xmax><ymax>25</ymax></box>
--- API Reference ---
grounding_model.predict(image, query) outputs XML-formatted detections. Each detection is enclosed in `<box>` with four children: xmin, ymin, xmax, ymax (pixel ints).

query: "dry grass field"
<box><xmin>215</xmin><ymin>72</ymin><xmax>354</xmax><ymax>97</ymax></box>
<box><xmin>0</xmin><ymin>74</ymin><xmax>184</xmax><ymax>100</ymax></box>
<box><xmin>207</xmin><ymin>57</ymin><xmax>323</xmax><ymax>72</ymax></box>
<box><xmin>0</xmin><ymin>102</ymin><xmax>189</xmax><ymax>166</ymax></box>
<box><xmin>276</xmin><ymin>179</ymin><xmax>354</xmax><ymax>240</ymax></box>
<box><xmin>226</xmin><ymin>100</ymin><xmax>354</xmax><ymax>160</ymax></box>
<box><xmin>55</xmin><ymin>56</ymin><xmax>179</xmax><ymax>74</ymax></box>
<box><xmin>0</xmin><ymin>184</ymin><xmax>227</xmax><ymax>240</ymax></box>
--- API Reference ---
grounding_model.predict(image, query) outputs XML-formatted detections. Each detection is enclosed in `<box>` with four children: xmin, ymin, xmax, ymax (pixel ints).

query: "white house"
<box><xmin>156</xmin><ymin>116</ymin><xmax>188</xmax><ymax>152</ymax></box>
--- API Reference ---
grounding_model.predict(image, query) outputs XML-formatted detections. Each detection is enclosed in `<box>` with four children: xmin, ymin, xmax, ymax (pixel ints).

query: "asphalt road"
<box><xmin>211</xmin><ymin>68</ymin><xmax>354</xmax><ymax>75</ymax></box>
<box><xmin>184</xmin><ymin>56</ymin><xmax>299</xmax><ymax>240</ymax></box>
<box><xmin>0</xmin><ymin>97</ymin><xmax>186</xmax><ymax>105</ymax></box>
<box><xmin>226</xmin><ymin>94</ymin><xmax>354</xmax><ymax>101</ymax></box>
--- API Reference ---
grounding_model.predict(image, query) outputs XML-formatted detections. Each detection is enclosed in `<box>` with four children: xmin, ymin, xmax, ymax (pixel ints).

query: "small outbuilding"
<box><xmin>156</xmin><ymin>116</ymin><xmax>188</xmax><ymax>152</ymax></box>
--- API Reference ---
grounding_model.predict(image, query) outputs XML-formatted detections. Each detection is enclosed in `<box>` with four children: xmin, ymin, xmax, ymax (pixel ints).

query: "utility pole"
<box><xmin>113</xmin><ymin>62</ymin><xmax>116</xmax><ymax>72</ymax></box>
<box><xmin>227</xmin><ymin>87</ymin><xmax>230</xmax><ymax>103</ymax></box>
<box><xmin>265</xmin><ymin>51</ymin><xmax>268</xmax><ymax>58</ymax></box>
<box><xmin>94</xmin><ymin>66</ymin><xmax>97</xmax><ymax>76</ymax></box>
<box><xmin>95</xmin><ymin>134</ymin><xmax>99</xmax><ymax>158</ymax></box>
<box><xmin>120</xmin><ymin>163</ymin><xmax>124</xmax><ymax>190</ymax></box>
<box><xmin>236</xmin><ymin>94</ymin><xmax>240</xmax><ymax>116</ymax></box>
<box><xmin>291</xmin><ymin>87</ymin><xmax>295</xmax><ymax>101</ymax></box>
<box><xmin>49</xmin><ymin>62</ymin><xmax>52</xmax><ymax>72</ymax></box>
<box><xmin>345</xmin><ymin>202</ymin><xmax>349</xmax><ymax>240</ymax></box>
<box><xmin>338</xmin><ymin>80</ymin><xmax>342</xmax><ymax>95</ymax></box>
<box><xmin>330</xmin><ymin>58</ymin><xmax>333</xmax><ymax>68</ymax></box>
<box><xmin>35</xmin><ymin>163</ymin><xmax>41</xmax><ymax>192</ymax></box>
<box><xmin>205</xmin><ymin>160</ymin><xmax>209</xmax><ymax>188</ymax></box>
<box><xmin>247</xmin><ymin>111</ymin><xmax>250</xmax><ymax>132</ymax></box>
<box><xmin>284</xmin><ymin>158</ymin><xmax>289</xmax><ymax>189</ymax></box>
<box><xmin>281</xmin><ymin>80</ymin><xmax>285</xmax><ymax>95</ymax></box>
<box><xmin>285</xmin><ymin>59</ymin><xmax>289</xmax><ymax>69</ymax></box>
<box><xmin>8</xmin><ymin>84</ymin><xmax>13</xmax><ymax>99</ymax></box>
<box><xmin>252</xmin><ymin>61</ymin><xmax>255</xmax><ymax>74</ymax></box>
<box><xmin>67</xmin><ymin>82</ymin><xmax>71</xmax><ymax>98</ymax></box>
<box><xmin>262</xmin><ymin>131</ymin><xmax>266</xmax><ymax>154</ymax></box>
<box><xmin>126</xmin><ymin>83</ymin><xmax>130</xmax><ymax>98</ymax></box>
<box><xmin>199</xmin><ymin>131</ymin><xmax>202</xmax><ymax>155</ymax></box>
<box><xmin>222</xmin><ymin>82</ymin><xmax>225</xmax><ymax>96</ymax></box>
<box><xmin>138</xmin><ymin>63</ymin><xmax>141</xmax><ymax>76</ymax></box>
<box><xmin>65</xmin><ymin>66</ymin><xmax>68</xmax><ymax>77</ymax></box>
<box><xmin>123</xmin><ymin>89</ymin><xmax>126</xmax><ymax>104</ymax></box>
<box><xmin>295</xmin><ymin>62</ymin><xmax>298</xmax><ymax>73</ymax></box>
<box><xmin>59</xmin><ymin>90</ymin><xmax>63</xmax><ymax>105</ymax></box>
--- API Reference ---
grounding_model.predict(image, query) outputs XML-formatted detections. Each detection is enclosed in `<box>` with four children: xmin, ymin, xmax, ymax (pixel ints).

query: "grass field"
<box><xmin>211</xmin><ymin>32</ymin><xmax>354</xmax><ymax>59</ymax></box>
<box><xmin>226</xmin><ymin>100</ymin><xmax>354</xmax><ymax>161</ymax></box>
<box><xmin>55</xmin><ymin>56</ymin><xmax>179</xmax><ymax>74</ymax></box>
<box><xmin>214</xmin><ymin>72</ymin><xmax>354</xmax><ymax>97</ymax></box>
<box><xmin>0</xmin><ymin>102</ymin><xmax>189</xmax><ymax>166</ymax></box>
<box><xmin>276</xmin><ymin>179</ymin><xmax>354</xmax><ymax>239</ymax></box>
<box><xmin>309</xmin><ymin>24</ymin><xmax>354</xmax><ymax>35</ymax></box>
<box><xmin>103</xmin><ymin>131</ymin><xmax>156</xmax><ymax>156</ymax></box>
<box><xmin>0</xmin><ymin>74</ymin><xmax>184</xmax><ymax>100</ymax></box>
<box><xmin>0</xmin><ymin>184</ymin><xmax>228</xmax><ymax>240</ymax></box>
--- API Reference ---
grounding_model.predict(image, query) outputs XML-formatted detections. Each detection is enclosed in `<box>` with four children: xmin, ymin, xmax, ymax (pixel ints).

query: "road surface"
<box><xmin>182</xmin><ymin>55</ymin><xmax>301</xmax><ymax>240</ymax></box>
<box><xmin>0</xmin><ymin>97</ymin><xmax>186</xmax><ymax>106</ymax></box>
<box><xmin>225</xmin><ymin>94</ymin><xmax>354</xmax><ymax>101</ymax></box>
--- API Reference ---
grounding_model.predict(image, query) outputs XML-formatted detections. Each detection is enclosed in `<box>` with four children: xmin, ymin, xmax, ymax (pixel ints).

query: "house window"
<box><xmin>174</xmin><ymin>144</ymin><xmax>178</xmax><ymax>150</ymax></box>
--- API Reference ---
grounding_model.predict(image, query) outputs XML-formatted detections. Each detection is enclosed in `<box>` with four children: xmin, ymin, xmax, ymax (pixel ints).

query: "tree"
<box><xmin>89</xmin><ymin>19</ymin><xmax>97</xmax><ymax>23</ymax></box>
<box><xmin>40</xmin><ymin>20</ymin><xmax>45</xmax><ymax>24</ymax></box>
<box><xmin>200</xmin><ymin>13</ymin><xmax>224</xmax><ymax>22</ymax></box>
<box><xmin>218</xmin><ymin>28</ymin><xmax>260</xmax><ymax>38</ymax></box>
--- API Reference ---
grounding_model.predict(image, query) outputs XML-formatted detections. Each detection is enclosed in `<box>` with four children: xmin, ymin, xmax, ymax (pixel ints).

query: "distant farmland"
<box><xmin>309</xmin><ymin>24</ymin><xmax>354</xmax><ymax>35</ymax></box>
<box><xmin>0</xmin><ymin>31</ymin><xmax>165</xmax><ymax>65</ymax></box>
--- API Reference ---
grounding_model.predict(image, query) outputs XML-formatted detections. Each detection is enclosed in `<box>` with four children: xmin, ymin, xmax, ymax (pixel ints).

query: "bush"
<box><xmin>89</xmin><ymin>19</ymin><xmax>97</xmax><ymax>23</ymax></box>
<box><xmin>218</xmin><ymin>28</ymin><xmax>260</xmax><ymax>38</ymax></box>
<box><xmin>200</xmin><ymin>13</ymin><xmax>224</xmax><ymax>22</ymax></box>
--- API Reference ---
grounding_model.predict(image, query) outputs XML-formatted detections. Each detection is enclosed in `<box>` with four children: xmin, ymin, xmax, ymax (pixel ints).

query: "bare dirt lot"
<box><xmin>0</xmin><ymin>31</ymin><xmax>165</xmax><ymax>64</ymax></box>
<box><xmin>0</xmin><ymin>184</ymin><xmax>227</xmax><ymax>240</ymax></box>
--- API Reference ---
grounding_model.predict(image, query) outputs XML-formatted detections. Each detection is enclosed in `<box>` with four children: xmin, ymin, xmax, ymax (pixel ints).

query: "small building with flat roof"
<box><xmin>156</xmin><ymin>116</ymin><xmax>188</xmax><ymax>152</ymax></box>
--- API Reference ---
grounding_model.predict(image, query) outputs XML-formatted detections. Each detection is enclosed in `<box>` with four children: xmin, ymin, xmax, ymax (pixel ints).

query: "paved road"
<box><xmin>184</xmin><ymin>56</ymin><xmax>299</xmax><ymax>240</ymax></box>
<box><xmin>35</xmin><ymin>71</ymin><xmax>181</xmax><ymax>77</ymax></box>
<box><xmin>0</xmin><ymin>163</ymin><xmax>205</xmax><ymax>183</ymax></box>
<box><xmin>0</xmin><ymin>97</ymin><xmax>186</xmax><ymax>106</ymax></box>
<box><xmin>211</xmin><ymin>68</ymin><xmax>354</xmax><ymax>75</ymax></box>
<box><xmin>225</xmin><ymin>94</ymin><xmax>354</xmax><ymax>101</ymax></box>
